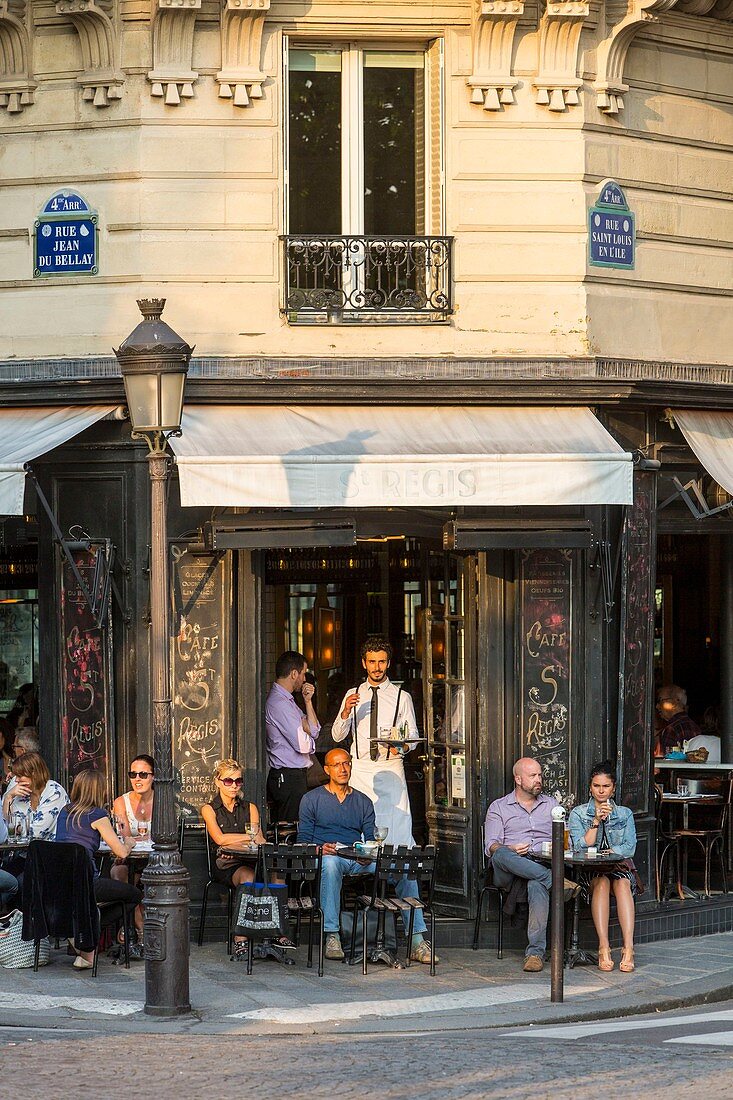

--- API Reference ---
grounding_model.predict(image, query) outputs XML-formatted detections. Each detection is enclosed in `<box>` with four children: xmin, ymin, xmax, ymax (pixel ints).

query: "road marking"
<box><xmin>0</xmin><ymin>992</ymin><xmax>143</xmax><ymax>1017</ymax></box>
<box><xmin>504</xmin><ymin>1009</ymin><xmax>733</xmax><ymax>1041</ymax></box>
<box><xmin>227</xmin><ymin>983</ymin><xmax>603</xmax><ymax>1024</ymax></box>
<box><xmin>666</xmin><ymin>1031</ymin><xmax>733</xmax><ymax>1047</ymax></box>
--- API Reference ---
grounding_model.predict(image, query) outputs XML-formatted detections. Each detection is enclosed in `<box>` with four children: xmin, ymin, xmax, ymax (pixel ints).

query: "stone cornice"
<box><xmin>148</xmin><ymin>0</ymin><xmax>201</xmax><ymax>106</ymax></box>
<box><xmin>467</xmin><ymin>0</ymin><xmax>525</xmax><ymax>112</ymax></box>
<box><xmin>217</xmin><ymin>0</ymin><xmax>270</xmax><ymax>107</ymax></box>
<box><xmin>0</xmin><ymin>0</ymin><xmax>36</xmax><ymax>113</ymax></box>
<box><xmin>54</xmin><ymin>0</ymin><xmax>124</xmax><ymax>107</ymax></box>
<box><xmin>534</xmin><ymin>0</ymin><xmax>591</xmax><ymax>111</ymax></box>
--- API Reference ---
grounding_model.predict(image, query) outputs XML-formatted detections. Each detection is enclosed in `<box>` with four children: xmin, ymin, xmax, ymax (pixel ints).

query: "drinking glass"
<box><xmin>374</xmin><ymin>826</ymin><xmax>388</xmax><ymax>844</ymax></box>
<box><xmin>137</xmin><ymin>821</ymin><xmax>149</xmax><ymax>840</ymax></box>
<box><xmin>244</xmin><ymin>823</ymin><xmax>257</xmax><ymax>847</ymax></box>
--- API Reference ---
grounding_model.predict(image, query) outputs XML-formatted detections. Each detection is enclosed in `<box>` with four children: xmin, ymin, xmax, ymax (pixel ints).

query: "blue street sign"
<box><xmin>589</xmin><ymin>180</ymin><xmax>635</xmax><ymax>269</ymax></box>
<box><xmin>34</xmin><ymin>189</ymin><xmax>98</xmax><ymax>278</ymax></box>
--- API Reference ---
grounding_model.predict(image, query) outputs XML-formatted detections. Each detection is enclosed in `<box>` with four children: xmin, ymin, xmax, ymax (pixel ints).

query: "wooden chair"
<box><xmin>671</xmin><ymin>779</ymin><xmax>731</xmax><ymax>897</ymax></box>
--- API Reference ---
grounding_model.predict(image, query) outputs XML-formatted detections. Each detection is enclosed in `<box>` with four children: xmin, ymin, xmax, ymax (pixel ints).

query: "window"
<box><xmin>283</xmin><ymin>42</ymin><xmax>452</xmax><ymax>322</ymax></box>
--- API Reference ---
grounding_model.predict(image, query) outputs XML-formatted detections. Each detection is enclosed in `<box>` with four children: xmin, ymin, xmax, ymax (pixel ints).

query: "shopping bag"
<box><xmin>0</xmin><ymin>909</ymin><xmax>50</xmax><ymax>968</ymax></box>
<box><xmin>232</xmin><ymin>882</ymin><xmax>288</xmax><ymax>940</ymax></box>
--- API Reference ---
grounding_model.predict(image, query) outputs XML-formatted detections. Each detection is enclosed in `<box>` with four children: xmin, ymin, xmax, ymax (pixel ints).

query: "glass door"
<box><xmin>421</xmin><ymin>552</ymin><xmax>476</xmax><ymax>915</ymax></box>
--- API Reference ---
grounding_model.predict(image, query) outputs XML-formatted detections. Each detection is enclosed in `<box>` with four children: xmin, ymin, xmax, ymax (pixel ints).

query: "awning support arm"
<box><xmin>658</xmin><ymin>476</ymin><xmax>733</xmax><ymax>520</ymax></box>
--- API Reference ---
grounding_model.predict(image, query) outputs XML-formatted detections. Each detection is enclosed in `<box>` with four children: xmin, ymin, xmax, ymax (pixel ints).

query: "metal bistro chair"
<box><xmin>350</xmin><ymin>844</ymin><xmax>437</xmax><ymax>976</ymax></box>
<box><xmin>473</xmin><ymin>853</ymin><xmax>506</xmax><ymax>958</ymax></box>
<box><xmin>254</xmin><ymin>843</ymin><xmax>324</xmax><ymax>977</ymax></box>
<box><xmin>654</xmin><ymin>783</ymin><xmax>683</xmax><ymax>900</ymax></box>
<box><xmin>193</xmin><ymin>818</ymin><xmax>236</xmax><ymax>955</ymax></box>
<box><xmin>671</xmin><ymin>778</ymin><xmax>732</xmax><ymax>897</ymax></box>
<box><xmin>23</xmin><ymin>840</ymin><xmax>133</xmax><ymax>976</ymax></box>
<box><xmin>266</xmin><ymin>820</ymin><xmax>299</xmax><ymax>846</ymax></box>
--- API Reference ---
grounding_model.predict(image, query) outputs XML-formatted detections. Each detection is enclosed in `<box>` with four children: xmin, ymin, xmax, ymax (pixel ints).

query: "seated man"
<box><xmin>298</xmin><ymin>747</ymin><xmax>437</xmax><ymax>965</ymax></box>
<box><xmin>484</xmin><ymin>756</ymin><xmax>577</xmax><ymax>973</ymax></box>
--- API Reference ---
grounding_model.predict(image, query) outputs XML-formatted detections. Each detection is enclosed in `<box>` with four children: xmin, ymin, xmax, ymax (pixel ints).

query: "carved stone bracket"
<box><xmin>595</xmin><ymin>0</ymin><xmax>680</xmax><ymax>114</ymax></box>
<box><xmin>217</xmin><ymin>0</ymin><xmax>270</xmax><ymax>107</ymax></box>
<box><xmin>55</xmin><ymin>0</ymin><xmax>124</xmax><ymax>107</ymax></box>
<box><xmin>533</xmin><ymin>0</ymin><xmax>590</xmax><ymax>111</ymax></box>
<box><xmin>467</xmin><ymin>0</ymin><xmax>524</xmax><ymax>112</ymax></box>
<box><xmin>0</xmin><ymin>0</ymin><xmax>36</xmax><ymax>113</ymax></box>
<box><xmin>148</xmin><ymin>0</ymin><xmax>201</xmax><ymax>106</ymax></box>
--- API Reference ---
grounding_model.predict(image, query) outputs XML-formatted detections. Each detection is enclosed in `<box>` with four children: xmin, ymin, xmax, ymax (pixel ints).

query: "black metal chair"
<box><xmin>248</xmin><ymin>843</ymin><xmax>324</xmax><ymax>976</ymax></box>
<box><xmin>193</xmin><ymin>818</ymin><xmax>236</xmax><ymax>955</ymax></box>
<box><xmin>23</xmin><ymin>840</ymin><xmax>132</xmax><ymax>976</ymax></box>
<box><xmin>266</xmin><ymin>820</ymin><xmax>298</xmax><ymax>846</ymax></box>
<box><xmin>473</xmin><ymin>853</ymin><xmax>505</xmax><ymax>958</ymax></box>
<box><xmin>654</xmin><ymin>783</ymin><xmax>683</xmax><ymax>900</ymax></box>
<box><xmin>670</xmin><ymin>778</ymin><xmax>732</xmax><ymax>897</ymax></box>
<box><xmin>350</xmin><ymin>844</ymin><xmax>437</xmax><ymax>976</ymax></box>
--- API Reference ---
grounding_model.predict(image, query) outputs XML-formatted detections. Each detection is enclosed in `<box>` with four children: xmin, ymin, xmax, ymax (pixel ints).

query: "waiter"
<box><xmin>265</xmin><ymin>650</ymin><xmax>320</xmax><ymax>823</ymax></box>
<box><xmin>331</xmin><ymin>636</ymin><xmax>418</xmax><ymax>847</ymax></box>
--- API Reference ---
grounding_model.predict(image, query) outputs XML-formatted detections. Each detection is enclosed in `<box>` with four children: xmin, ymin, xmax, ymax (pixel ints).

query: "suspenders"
<box><xmin>352</xmin><ymin>685</ymin><xmax>403</xmax><ymax>760</ymax></box>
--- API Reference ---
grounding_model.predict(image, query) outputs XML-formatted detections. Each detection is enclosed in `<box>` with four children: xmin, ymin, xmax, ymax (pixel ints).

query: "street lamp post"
<box><xmin>115</xmin><ymin>298</ymin><xmax>193</xmax><ymax>1016</ymax></box>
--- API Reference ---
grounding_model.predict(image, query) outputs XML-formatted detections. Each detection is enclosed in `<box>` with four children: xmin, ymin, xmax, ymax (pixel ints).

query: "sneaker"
<box><xmin>523</xmin><ymin>954</ymin><xmax>544</xmax><ymax>972</ymax></box>
<box><xmin>275</xmin><ymin>935</ymin><xmax>296</xmax><ymax>951</ymax></box>
<box><xmin>564</xmin><ymin>878</ymin><xmax>581</xmax><ymax>903</ymax></box>
<box><xmin>409</xmin><ymin>939</ymin><xmax>440</xmax><ymax>965</ymax></box>
<box><xmin>324</xmin><ymin>933</ymin><xmax>345</xmax><ymax>960</ymax></box>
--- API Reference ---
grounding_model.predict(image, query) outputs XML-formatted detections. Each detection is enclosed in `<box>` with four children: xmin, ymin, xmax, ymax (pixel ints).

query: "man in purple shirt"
<box><xmin>265</xmin><ymin>651</ymin><xmax>321</xmax><ymax>823</ymax></box>
<box><xmin>484</xmin><ymin>757</ymin><xmax>572</xmax><ymax>973</ymax></box>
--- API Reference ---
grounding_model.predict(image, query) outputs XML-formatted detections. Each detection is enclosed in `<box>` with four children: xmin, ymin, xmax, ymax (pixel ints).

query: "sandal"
<box><xmin>598</xmin><ymin>947</ymin><xmax>614</xmax><ymax>972</ymax></box>
<box><xmin>620</xmin><ymin>948</ymin><xmax>635</xmax><ymax>973</ymax></box>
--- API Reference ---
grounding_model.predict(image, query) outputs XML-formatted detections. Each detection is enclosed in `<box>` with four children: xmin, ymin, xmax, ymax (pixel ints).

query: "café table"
<box><xmin>0</xmin><ymin>839</ymin><xmax>29</xmax><ymax>854</ymax></box>
<box><xmin>98</xmin><ymin>839</ymin><xmax>153</xmax><ymax>883</ymax></box>
<box><xmin>660</xmin><ymin>792</ymin><xmax>724</xmax><ymax>900</ymax></box>
<box><xmin>534</xmin><ymin>850</ymin><xmax>626</xmax><ymax>968</ymax></box>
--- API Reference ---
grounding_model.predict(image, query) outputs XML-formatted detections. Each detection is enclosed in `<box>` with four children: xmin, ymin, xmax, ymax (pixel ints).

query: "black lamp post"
<box><xmin>115</xmin><ymin>298</ymin><xmax>193</xmax><ymax>1016</ymax></box>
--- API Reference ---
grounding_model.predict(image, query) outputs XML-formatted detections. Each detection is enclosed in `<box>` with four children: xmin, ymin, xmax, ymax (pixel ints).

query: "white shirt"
<box><xmin>331</xmin><ymin>678</ymin><xmax>418</xmax><ymax>761</ymax></box>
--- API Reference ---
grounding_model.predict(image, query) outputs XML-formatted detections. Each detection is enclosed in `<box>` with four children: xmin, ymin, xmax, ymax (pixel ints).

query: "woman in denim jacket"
<box><xmin>568</xmin><ymin>760</ymin><xmax>637</xmax><ymax>974</ymax></box>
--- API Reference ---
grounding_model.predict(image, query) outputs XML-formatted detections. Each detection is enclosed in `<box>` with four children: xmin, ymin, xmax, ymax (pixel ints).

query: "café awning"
<box><xmin>0</xmin><ymin>406</ymin><xmax>116</xmax><ymax>515</ymax></box>
<box><xmin>674</xmin><ymin>410</ymin><xmax>733</xmax><ymax>497</ymax></box>
<box><xmin>171</xmin><ymin>405</ymin><xmax>633</xmax><ymax>509</ymax></box>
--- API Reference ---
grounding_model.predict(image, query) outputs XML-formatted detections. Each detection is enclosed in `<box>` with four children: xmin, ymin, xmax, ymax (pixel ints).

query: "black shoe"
<box><xmin>275</xmin><ymin>935</ymin><xmax>296</xmax><ymax>951</ymax></box>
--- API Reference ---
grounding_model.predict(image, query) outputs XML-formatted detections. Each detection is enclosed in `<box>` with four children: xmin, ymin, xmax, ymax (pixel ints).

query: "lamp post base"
<box><xmin>141</xmin><ymin>846</ymin><xmax>191</xmax><ymax>1017</ymax></box>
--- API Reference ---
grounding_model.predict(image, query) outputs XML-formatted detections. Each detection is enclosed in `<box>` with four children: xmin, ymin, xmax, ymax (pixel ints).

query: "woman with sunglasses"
<box><xmin>111</xmin><ymin>755</ymin><xmax>155</xmax><ymax>840</ymax></box>
<box><xmin>201</xmin><ymin>759</ymin><xmax>282</xmax><ymax>960</ymax></box>
<box><xmin>109</xmin><ymin>755</ymin><xmax>154</xmax><ymax>958</ymax></box>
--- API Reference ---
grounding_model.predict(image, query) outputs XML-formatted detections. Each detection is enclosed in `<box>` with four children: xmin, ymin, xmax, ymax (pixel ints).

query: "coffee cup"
<box><xmin>587</xmin><ymin>846</ymin><xmax>598</xmax><ymax>858</ymax></box>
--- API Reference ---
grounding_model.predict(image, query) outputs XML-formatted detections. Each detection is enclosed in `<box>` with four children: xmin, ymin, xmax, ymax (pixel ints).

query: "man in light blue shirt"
<box><xmin>265</xmin><ymin>650</ymin><xmax>321</xmax><ymax>823</ymax></box>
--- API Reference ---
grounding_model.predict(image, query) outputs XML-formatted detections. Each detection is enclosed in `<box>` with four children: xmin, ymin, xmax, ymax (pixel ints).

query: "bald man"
<box><xmin>484</xmin><ymin>757</ymin><xmax>573</xmax><ymax>972</ymax></box>
<box><xmin>298</xmin><ymin>748</ymin><xmax>436</xmax><ymax>964</ymax></box>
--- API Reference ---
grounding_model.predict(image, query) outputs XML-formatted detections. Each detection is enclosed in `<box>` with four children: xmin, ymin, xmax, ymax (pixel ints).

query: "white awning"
<box><xmin>0</xmin><ymin>406</ymin><xmax>116</xmax><ymax>515</ymax></box>
<box><xmin>674</xmin><ymin>411</ymin><xmax>733</xmax><ymax>497</ymax></box>
<box><xmin>171</xmin><ymin>406</ymin><xmax>633</xmax><ymax>509</ymax></box>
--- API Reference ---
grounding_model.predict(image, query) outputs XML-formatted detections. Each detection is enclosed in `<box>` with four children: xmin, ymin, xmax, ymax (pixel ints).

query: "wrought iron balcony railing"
<box><xmin>281</xmin><ymin>234</ymin><xmax>454</xmax><ymax>322</ymax></box>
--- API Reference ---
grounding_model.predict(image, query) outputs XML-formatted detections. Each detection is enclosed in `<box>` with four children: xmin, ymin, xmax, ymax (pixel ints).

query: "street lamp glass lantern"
<box><xmin>114</xmin><ymin>299</ymin><xmax>193</xmax><ymax>436</ymax></box>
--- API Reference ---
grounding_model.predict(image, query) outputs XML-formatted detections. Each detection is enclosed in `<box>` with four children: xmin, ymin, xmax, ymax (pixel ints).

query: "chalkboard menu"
<box><xmin>520</xmin><ymin>549</ymin><xmax>572</xmax><ymax>801</ymax></box>
<box><xmin>171</xmin><ymin>546</ymin><xmax>231</xmax><ymax>814</ymax></box>
<box><xmin>617</xmin><ymin>471</ymin><xmax>656</xmax><ymax>814</ymax></box>
<box><xmin>58</xmin><ymin>545</ymin><xmax>115</xmax><ymax>787</ymax></box>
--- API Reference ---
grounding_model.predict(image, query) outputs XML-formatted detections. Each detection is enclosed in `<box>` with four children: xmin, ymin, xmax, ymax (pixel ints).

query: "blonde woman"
<box><xmin>55</xmin><ymin>768</ymin><xmax>142</xmax><ymax>969</ymax></box>
<box><xmin>201</xmin><ymin>759</ymin><xmax>283</xmax><ymax>960</ymax></box>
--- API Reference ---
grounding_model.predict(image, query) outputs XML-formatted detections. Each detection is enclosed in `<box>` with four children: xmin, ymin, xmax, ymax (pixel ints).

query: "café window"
<box><xmin>283</xmin><ymin>42</ymin><xmax>452</xmax><ymax>322</ymax></box>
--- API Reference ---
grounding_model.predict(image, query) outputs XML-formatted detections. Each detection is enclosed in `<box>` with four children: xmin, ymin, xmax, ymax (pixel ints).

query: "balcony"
<box><xmin>281</xmin><ymin>235</ymin><xmax>454</xmax><ymax>323</ymax></box>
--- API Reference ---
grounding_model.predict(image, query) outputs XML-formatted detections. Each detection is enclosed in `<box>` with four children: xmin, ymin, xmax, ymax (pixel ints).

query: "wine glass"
<box><xmin>137</xmin><ymin>820</ymin><xmax>149</xmax><ymax>841</ymax></box>
<box><xmin>244</xmin><ymin>823</ymin><xmax>257</xmax><ymax>848</ymax></box>
<box><xmin>374</xmin><ymin>826</ymin><xmax>388</xmax><ymax>845</ymax></box>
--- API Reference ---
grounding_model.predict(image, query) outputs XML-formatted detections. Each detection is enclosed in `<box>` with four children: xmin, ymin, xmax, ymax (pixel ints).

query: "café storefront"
<box><xmin>2</xmin><ymin>388</ymin><xmax>733</xmax><ymax>928</ymax></box>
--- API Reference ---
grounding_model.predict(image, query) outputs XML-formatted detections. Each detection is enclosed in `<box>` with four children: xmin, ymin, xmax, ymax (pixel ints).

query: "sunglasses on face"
<box><xmin>128</xmin><ymin>770</ymin><xmax>152</xmax><ymax>779</ymax></box>
<box><xmin>219</xmin><ymin>776</ymin><xmax>243</xmax><ymax>787</ymax></box>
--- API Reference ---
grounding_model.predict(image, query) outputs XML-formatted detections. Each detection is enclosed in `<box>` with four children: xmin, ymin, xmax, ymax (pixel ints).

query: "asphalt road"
<box><xmin>2</xmin><ymin>1004</ymin><xmax>732</xmax><ymax>1098</ymax></box>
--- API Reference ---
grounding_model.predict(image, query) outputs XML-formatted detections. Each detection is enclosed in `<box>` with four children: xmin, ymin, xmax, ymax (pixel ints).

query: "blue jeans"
<box><xmin>321</xmin><ymin>856</ymin><xmax>427</xmax><ymax>938</ymax></box>
<box><xmin>491</xmin><ymin>847</ymin><xmax>552</xmax><ymax>959</ymax></box>
<box><xmin>0</xmin><ymin>868</ymin><xmax>19</xmax><ymax>912</ymax></box>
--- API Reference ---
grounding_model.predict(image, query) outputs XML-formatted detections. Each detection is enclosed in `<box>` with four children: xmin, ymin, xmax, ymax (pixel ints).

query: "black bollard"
<box><xmin>550</xmin><ymin>817</ymin><xmax>565</xmax><ymax>1003</ymax></box>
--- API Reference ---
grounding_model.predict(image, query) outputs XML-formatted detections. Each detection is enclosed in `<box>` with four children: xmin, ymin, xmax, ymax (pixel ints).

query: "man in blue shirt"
<box><xmin>265</xmin><ymin>650</ymin><xmax>321</xmax><ymax>823</ymax></box>
<box><xmin>298</xmin><ymin>748</ymin><xmax>437</xmax><ymax>964</ymax></box>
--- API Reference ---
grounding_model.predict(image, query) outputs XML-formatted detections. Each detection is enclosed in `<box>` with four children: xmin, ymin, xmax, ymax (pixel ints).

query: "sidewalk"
<box><xmin>0</xmin><ymin>932</ymin><xmax>731</xmax><ymax>1037</ymax></box>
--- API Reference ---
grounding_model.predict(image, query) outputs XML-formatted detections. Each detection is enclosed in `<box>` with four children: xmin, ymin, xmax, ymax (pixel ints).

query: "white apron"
<box><xmin>350</xmin><ymin>755</ymin><xmax>415</xmax><ymax>848</ymax></box>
